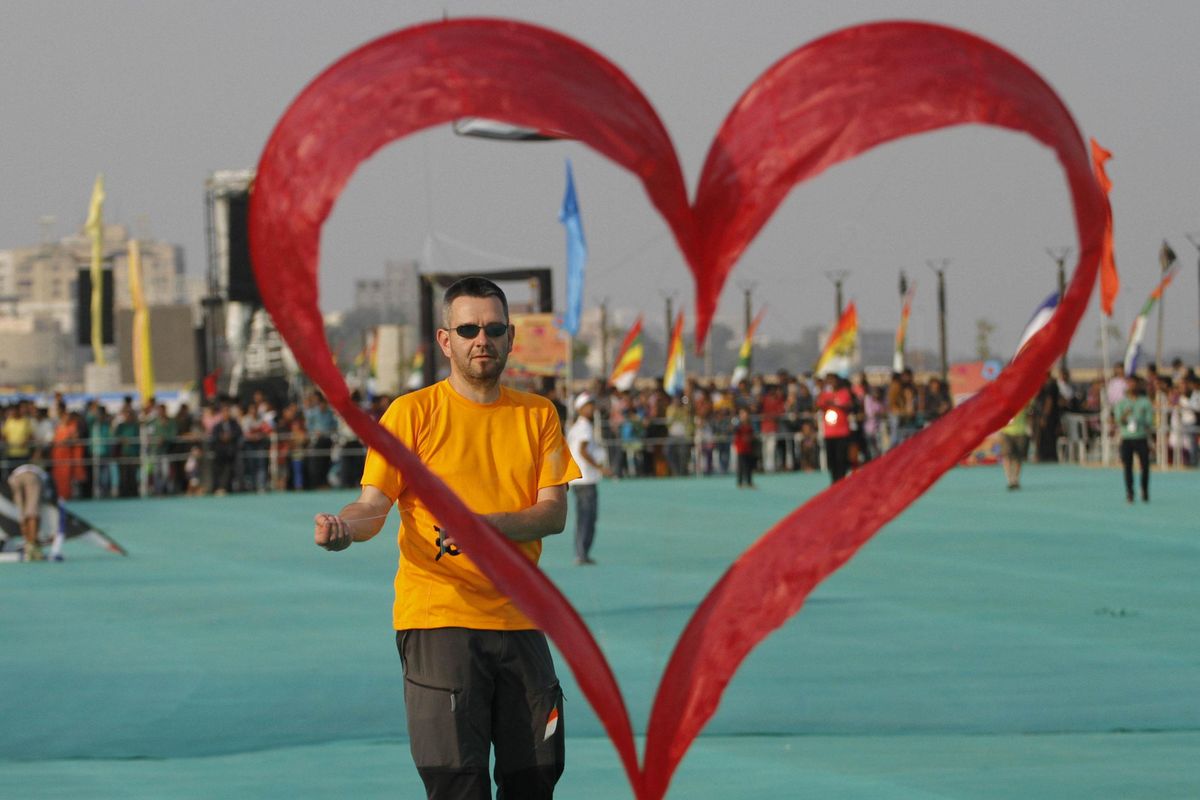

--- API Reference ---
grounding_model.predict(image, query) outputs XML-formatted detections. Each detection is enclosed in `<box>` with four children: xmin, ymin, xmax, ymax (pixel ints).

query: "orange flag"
<box><xmin>1089</xmin><ymin>138</ymin><xmax>1119</xmax><ymax>316</ymax></box>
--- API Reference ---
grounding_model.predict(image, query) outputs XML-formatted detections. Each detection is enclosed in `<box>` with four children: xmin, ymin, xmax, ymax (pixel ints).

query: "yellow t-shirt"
<box><xmin>3</xmin><ymin>416</ymin><xmax>34</xmax><ymax>458</ymax></box>
<box><xmin>362</xmin><ymin>380</ymin><xmax>580</xmax><ymax>631</ymax></box>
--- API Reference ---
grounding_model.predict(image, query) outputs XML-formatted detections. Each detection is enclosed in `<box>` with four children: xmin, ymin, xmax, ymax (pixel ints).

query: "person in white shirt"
<box><xmin>566</xmin><ymin>392</ymin><xmax>610</xmax><ymax>565</ymax></box>
<box><xmin>1105</xmin><ymin>362</ymin><xmax>1127</xmax><ymax>408</ymax></box>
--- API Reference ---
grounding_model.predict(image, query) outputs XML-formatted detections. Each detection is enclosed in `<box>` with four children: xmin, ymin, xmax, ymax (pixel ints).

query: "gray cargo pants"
<box><xmin>397</xmin><ymin>627</ymin><xmax>564</xmax><ymax>799</ymax></box>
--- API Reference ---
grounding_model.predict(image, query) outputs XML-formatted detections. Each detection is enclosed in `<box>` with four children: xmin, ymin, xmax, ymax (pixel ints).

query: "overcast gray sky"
<box><xmin>3</xmin><ymin>1</ymin><xmax>1199</xmax><ymax>364</ymax></box>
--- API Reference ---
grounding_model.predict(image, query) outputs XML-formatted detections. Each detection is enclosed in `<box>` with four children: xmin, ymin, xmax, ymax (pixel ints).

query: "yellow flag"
<box><xmin>84</xmin><ymin>175</ymin><xmax>106</xmax><ymax>365</ymax></box>
<box><xmin>128</xmin><ymin>239</ymin><xmax>155</xmax><ymax>400</ymax></box>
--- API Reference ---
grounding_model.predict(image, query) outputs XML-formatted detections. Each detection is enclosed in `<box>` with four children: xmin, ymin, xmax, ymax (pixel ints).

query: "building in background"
<box><xmin>0</xmin><ymin>224</ymin><xmax>186</xmax><ymax>389</ymax></box>
<box><xmin>353</xmin><ymin>258</ymin><xmax>420</xmax><ymax>324</ymax></box>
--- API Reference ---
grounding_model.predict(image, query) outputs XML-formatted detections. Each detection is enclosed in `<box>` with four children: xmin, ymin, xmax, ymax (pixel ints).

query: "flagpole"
<box><xmin>1100</xmin><ymin>311</ymin><xmax>1112</xmax><ymax>465</ymax></box>
<box><xmin>927</xmin><ymin>259</ymin><xmax>951</xmax><ymax>382</ymax></box>
<box><xmin>1155</xmin><ymin>274</ymin><xmax>1165</xmax><ymax>370</ymax></box>
<box><xmin>1047</xmin><ymin>246</ymin><xmax>1071</xmax><ymax>374</ymax></box>
<box><xmin>565</xmin><ymin>333</ymin><xmax>575</xmax><ymax>425</ymax></box>
<box><xmin>1156</xmin><ymin>240</ymin><xmax>1175</xmax><ymax>368</ymax></box>
<box><xmin>1187</xmin><ymin>233</ymin><xmax>1200</xmax><ymax>361</ymax></box>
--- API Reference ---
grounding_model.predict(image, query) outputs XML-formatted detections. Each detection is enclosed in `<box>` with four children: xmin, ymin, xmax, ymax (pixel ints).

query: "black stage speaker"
<box><xmin>76</xmin><ymin>268</ymin><xmax>114</xmax><ymax>346</ymax></box>
<box><xmin>226</xmin><ymin>190</ymin><xmax>260</xmax><ymax>305</ymax></box>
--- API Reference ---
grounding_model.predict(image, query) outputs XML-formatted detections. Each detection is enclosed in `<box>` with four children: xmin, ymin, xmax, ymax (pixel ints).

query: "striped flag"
<box><xmin>406</xmin><ymin>347</ymin><xmax>426</xmax><ymax>390</ymax></box>
<box><xmin>893</xmin><ymin>282</ymin><xmax>915</xmax><ymax>372</ymax></box>
<box><xmin>559</xmin><ymin>160</ymin><xmax>587</xmax><ymax>337</ymax></box>
<box><xmin>608</xmin><ymin>316</ymin><xmax>644</xmax><ymax>391</ymax></box>
<box><xmin>353</xmin><ymin>329</ymin><xmax>378</xmax><ymax>377</ymax></box>
<box><xmin>1123</xmin><ymin>261</ymin><xmax>1180</xmax><ymax>376</ymax></box>
<box><xmin>814</xmin><ymin>302</ymin><xmax>858</xmax><ymax>377</ymax></box>
<box><xmin>730</xmin><ymin>306</ymin><xmax>766</xmax><ymax>385</ymax></box>
<box><xmin>663</xmin><ymin>311</ymin><xmax>686</xmax><ymax>397</ymax></box>
<box><xmin>1089</xmin><ymin>139</ymin><xmax>1120</xmax><ymax>316</ymax></box>
<box><xmin>1013</xmin><ymin>291</ymin><xmax>1059</xmax><ymax>358</ymax></box>
<box><xmin>128</xmin><ymin>239</ymin><xmax>155</xmax><ymax>400</ymax></box>
<box><xmin>84</xmin><ymin>174</ymin><xmax>106</xmax><ymax>365</ymax></box>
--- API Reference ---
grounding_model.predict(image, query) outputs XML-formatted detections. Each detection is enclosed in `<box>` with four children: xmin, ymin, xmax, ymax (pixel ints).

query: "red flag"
<box><xmin>202</xmin><ymin>368</ymin><xmax>220</xmax><ymax>400</ymax></box>
<box><xmin>1090</xmin><ymin>138</ymin><xmax>1119</xmax><ymax>316</ymax></box>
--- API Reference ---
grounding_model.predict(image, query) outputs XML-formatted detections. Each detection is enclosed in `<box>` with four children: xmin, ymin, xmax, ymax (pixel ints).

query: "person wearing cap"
<box><xmin>311</xmin><ymin>276</ymin><xmax>580</xmax><ymax>799</ymax></box>
<box><xmin>566</xmin><ymin>391</ymin><xmax>610</xmax><ymax>565</ymax></box>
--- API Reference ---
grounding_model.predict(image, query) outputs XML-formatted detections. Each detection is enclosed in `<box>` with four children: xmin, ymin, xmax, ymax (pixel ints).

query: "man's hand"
<box><xmin>434</xmin><ymin>526</ymin><xmax>461</xmax><ymax>560</ymax></box>
<box><xmin>314</xmin><ymin>512</ymin><xmax>353</xmax><ymax>552</ymax></box>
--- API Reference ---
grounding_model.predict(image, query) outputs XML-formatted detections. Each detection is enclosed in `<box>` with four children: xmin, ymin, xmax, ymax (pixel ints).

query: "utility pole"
<box><xmin>599</xmin><ymin>299</ymin><xmax>610</xmax><ymax>380</ymax></box>
<box><xmin>927</xmin><ymin>259</ymin><xmax>950</xmax><ymax>382</ymax></box>
<box><xmin>1187</xmin><ymin>233</ymin><xmax>1200</xmax><ymax>362</ymax></box>
<box><xmin>895</xmin><ymin>270</ymin><xmax>909</xmax><ymax>372</ymax></box>
<box><xmin>823</xmin><ymin>270</ymin><xmax>850</xmax><ymax>317</ymax></box>
<box><xmin>1047</xmin><ymin>246</ymin><xmax>1072</xmax><ymax>374</ymax></box>
<box><xmin>703</xmin><ymin>327</ymin><xmax>713</xmax><ymax>379</ymax></box>
<box><xmin>660</xmin><ymin>289</ymin><xmax>676</xmax><ymax>348</ymax></box>
<box><xmin>740</xmin><ymin>282</ymin><xmax>755</xmax><ymax>335</ymax></box>
<box><xmin>734</xmin><ymin>280</ymin><xmax>756</xmax><ymax>380</ymax></box>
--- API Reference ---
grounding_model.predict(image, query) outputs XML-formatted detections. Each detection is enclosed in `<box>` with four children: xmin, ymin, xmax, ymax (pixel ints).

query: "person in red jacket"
<box><xmin>732</xmin><ymin>406</ymin><xmax>758</xmax><ymax>488</ymax></box>
<box><xmin>816</xmin><ymin>374</ymin><xmax>854</xmax><ymax>483</ymax></box>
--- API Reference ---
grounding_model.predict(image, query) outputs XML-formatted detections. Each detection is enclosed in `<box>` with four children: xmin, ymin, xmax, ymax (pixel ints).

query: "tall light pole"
<box><xmin>1187</xmin><ymin>233</ymin><xmax>1200</xmax><ymax>362</ymax></box>
<box><xmin>736</xmin><ymin>280</ymin><xmax>756</xmax><ymax>380</ymax></box>
<box><xmin>823</xmin><ymin>270</ymin><xmax>850</xmax><ymax>317</ymax></box>
<box><xmin>896</xmin><ymin>270</ymin><xmax>909</xmax><ymax>372</ymax></box>
<box><xmin>659</xmin><ymin>289</ymin><xmax>676</xmax><ymax>348</ymax></box>
<box><xmin>927</xmin><ymin>259</ymin><xmax>950</xmax><ymax>381</ymax></box>
<box><xmin>741</xmin><ymin>283</ymin><xmax>755</xmax><ymax>335</ymax></box>
<box><xmin>1047</xmin><ymin>246</ymin><xmax>1072</xmax><ymax>374</ymax></box>
<box><xmin>599</xmin><ymin>298</ymin><xmax>610</xmax><ymax>380</ymax></box>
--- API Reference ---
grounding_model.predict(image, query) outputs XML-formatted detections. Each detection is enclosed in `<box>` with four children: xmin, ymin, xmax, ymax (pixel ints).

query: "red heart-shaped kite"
<box><xmin>250</xmin><ymin>18</ymin><xmax>1105</xmax><ymax>799</ymax></box>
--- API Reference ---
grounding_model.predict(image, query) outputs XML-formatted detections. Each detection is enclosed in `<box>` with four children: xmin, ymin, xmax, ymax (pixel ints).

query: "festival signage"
<box><xmin>949</xmin><ymin>359</ymin><xmax>1004</xmax><ymax>463</ymax></box>
<box><xmin>506</xmin><ymin>313</ymin><xmax>568</xmax><ymax>377</ymax></box>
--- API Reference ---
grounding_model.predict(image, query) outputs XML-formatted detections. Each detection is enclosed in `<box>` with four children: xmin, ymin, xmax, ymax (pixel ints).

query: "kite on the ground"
<box><xmin>0</xmin><ymin>481</ymin><xmax>127</xmax><ymax>563</ymax></box>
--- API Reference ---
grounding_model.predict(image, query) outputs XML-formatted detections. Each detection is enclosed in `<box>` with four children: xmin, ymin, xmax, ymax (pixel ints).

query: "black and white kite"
<box><xmin>0</xmin><ymin>482</ymin><xmax>127</xmax><ymax>563</ymax></box>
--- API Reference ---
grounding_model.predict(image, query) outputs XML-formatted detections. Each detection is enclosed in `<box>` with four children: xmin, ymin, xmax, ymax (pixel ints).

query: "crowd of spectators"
<box><xmin>1025</xmin><ymin>359</ymin><xmax>1200</xmax><ymax>466</ymax></box>
<box><xmin>0</xmin><ymin>389</ymin><xmax>382</xmax><ymax>500</ymax></box>
<box><xmin>2</xmin><ymin>360</ymin><xmax>1197</xmax><ymax>499</ymax></box>
<box><xmin>582</xmin><ymin>368</ymin><xmax>954</xmax><ymax>480</ymax></box>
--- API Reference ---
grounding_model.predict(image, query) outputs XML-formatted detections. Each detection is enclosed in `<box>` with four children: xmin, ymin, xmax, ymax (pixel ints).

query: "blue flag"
<box><xmin>559</xmin><ymin>159</ymin><xmax>587</xmax><ymax>336</ymax></box>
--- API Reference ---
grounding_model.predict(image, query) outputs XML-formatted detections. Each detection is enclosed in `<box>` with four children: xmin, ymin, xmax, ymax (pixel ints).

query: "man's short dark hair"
<box><xmin>442</xmin><ymin>276</ymin><xmax>510</xmax><ymax>325</ymax></box>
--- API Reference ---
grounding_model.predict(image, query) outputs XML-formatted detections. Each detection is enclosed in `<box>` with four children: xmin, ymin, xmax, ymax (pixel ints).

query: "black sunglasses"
<box><xmin>447</xmin><ymin>323</ymin><xmax>509</xmax><ymax>339</ymax></box>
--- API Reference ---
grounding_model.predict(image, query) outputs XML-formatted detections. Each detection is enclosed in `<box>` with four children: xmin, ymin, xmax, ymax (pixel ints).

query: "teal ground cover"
<box><xmin>2</xmin><ymin>464</ymin><xmax>1197</xmax><ymax>798</ymax></box>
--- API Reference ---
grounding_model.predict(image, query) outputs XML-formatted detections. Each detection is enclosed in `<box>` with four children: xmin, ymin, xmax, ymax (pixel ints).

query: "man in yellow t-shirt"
<box><xmin>313</xmin><ymin>276</ymin><xmax>580</xmax><ymax>799</ymax></box>
<box><xmin>3</xmin><ymin>402</ymin><xmax>37</xmax><ymax>475</ymax></box>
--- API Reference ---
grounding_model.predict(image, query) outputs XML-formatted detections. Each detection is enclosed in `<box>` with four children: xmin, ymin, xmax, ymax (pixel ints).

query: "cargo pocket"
<box><xmin>404</xmin><ymin>676</ymin><xmax>465</xmax><ymax>769</ymax></box>
<box><xmin>530</xmin><ymin>680</ymin><xmax>564</xmax><ymax>764</ymax></box>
